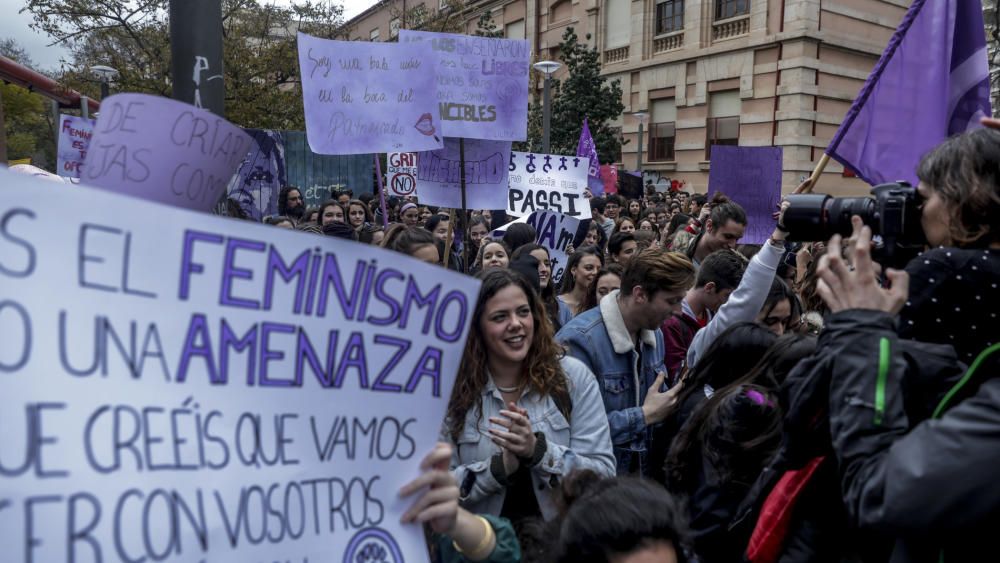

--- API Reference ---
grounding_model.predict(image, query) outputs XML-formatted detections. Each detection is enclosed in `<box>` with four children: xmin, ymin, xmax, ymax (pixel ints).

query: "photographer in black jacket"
<box><xmin>813</xmin><ymin>124</ymin><xmax>1000</xmax><ymax>563</ymax></box>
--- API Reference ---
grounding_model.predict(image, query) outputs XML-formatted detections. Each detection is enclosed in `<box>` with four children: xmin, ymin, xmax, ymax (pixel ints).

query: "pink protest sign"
<box><xmin>81</xmin><ymin>93</ymin><xmax>251</xmax><ymax>212</ymax></box>
<box><xmin>297</xmin><ymin>33</ymin><xmax>443</xmax><ymax>155</ymax></box>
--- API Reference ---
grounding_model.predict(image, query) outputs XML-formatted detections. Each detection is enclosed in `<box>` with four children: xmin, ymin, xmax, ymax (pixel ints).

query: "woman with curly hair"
<box><xmin>444</xmin><ymin>269</ymin><xmax>615</xmax><ymax>526</ymax></box>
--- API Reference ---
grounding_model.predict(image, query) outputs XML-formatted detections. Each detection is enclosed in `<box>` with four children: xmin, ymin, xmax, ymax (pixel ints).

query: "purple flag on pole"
<box><xmin>576</xmin><ymin>118</ymin><xmax>605</xmax><ymax>196</ymax></box>
<box><xmin>827</xmin><ymin>0</ymin><xmax>991</xmax><ymax>187</ymax></box>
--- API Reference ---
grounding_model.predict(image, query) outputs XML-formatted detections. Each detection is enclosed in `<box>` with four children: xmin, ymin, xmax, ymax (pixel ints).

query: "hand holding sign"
<box><xmin>82</xmin><ymin>93</ymin><xmax>251</xmax><ymax>212</ymax></box>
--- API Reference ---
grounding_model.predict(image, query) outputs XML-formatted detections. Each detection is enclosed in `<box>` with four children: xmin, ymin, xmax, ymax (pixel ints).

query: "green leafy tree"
<box><xmin>23</xmin><ymin>0</ymin><xmax>344</xmax><ymax>129</ymax></box>
<box><xmin>536</xmin><ymin>27</ymin><xmax>624</xmax><ymax>163</ymax></box>
<box><xmin>0</xmin><ymin>39</ymin><xmax>54</xmax><ymax>165</ymax></box>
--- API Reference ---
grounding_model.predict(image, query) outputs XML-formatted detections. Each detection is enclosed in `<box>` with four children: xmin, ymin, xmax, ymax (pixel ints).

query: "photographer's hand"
<box><xmin>817</xmin><ymin>217</ymin><xmax>908</xmax><ymax>314</ymax></box>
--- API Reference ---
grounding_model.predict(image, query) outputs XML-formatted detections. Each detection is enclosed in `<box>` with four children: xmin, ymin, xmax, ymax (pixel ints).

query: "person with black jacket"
<box><xmin>814</xmin><ymin>222</ymin><xmax>1000</xmax><ymax>563</ymax></box>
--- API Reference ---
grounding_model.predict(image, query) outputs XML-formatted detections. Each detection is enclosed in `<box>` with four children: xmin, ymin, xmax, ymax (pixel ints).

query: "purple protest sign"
<box><xmin>576</xmin><ymin>118</ymin><xmax>604</xmax><ymax>196</ymax></box>
<box><xmin>708</xmin><ymin>146</ymin><xmax>783</xmax><ymax>245</ymax></box>
<box><xmin>297</xmin><ymin>32</ymin><xmax>443</xmax><ymax>155</ymax></box>
<box><xmin>415</xmin><ymin>138</ymin><xmax>510</xmax><ymax>209</ymax></box>
<box><xmin>399</xmin><ymin>30</ymin><xmax>529</xmax><ymax>142</ymax></box>
<box><xmin>81</xmin><ymin>93</ymin><xmax>251</xmax><ymax>212</ymax></box>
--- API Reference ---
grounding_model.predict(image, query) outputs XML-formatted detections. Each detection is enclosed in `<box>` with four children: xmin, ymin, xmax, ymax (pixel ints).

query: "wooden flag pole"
<box><xmin>443</xmin><ymin>208</ymin><xmax>457</xmax><ymax>269</ymax></box>
<box><xmin>798</xmin><ymin>153</ymin><xmax>831</xmax><ymax>194</ymax></box>
<box><xmin>458</xmin><ymin>138</ymin><xmax>470</xmax><ymax>274</ymax></box>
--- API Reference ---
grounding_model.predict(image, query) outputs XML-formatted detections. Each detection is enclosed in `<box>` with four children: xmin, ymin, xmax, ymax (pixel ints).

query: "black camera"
<box><xmin>783</xmin><ymin>182</ymin><xmax>926</xmax><ymax>267</ymax></box>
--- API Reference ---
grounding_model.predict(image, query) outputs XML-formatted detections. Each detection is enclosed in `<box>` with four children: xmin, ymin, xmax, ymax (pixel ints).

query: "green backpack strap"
<box><xmin>932</xmin><ymin>343</ymin><xmax>1000</xmax><ymax>420</ymax></box>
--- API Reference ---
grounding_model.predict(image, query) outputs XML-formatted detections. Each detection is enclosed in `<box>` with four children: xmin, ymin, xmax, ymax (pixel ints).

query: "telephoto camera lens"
<box><xmin>782</xmin><ymin>194</ymin><xmax>876</xmax><ymax>242</ymax></box>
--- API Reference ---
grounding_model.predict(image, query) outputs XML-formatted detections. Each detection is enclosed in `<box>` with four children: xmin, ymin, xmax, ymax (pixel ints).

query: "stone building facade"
<box><xmin>343</xmin><ymin>0</ymin><xmax>916</xmax><ymax>195</ymax></box>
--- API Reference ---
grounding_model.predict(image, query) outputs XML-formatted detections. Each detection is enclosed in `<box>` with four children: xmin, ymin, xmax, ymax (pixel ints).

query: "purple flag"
<box><xmin>576</xmin><ymin>118</ymin><xmax>605</xmax><ymax>196</ymax></box>
<box><xmin>827</xmin><ymin>0</ymin><xmax>991</xmax><ymax>186</ymax></box>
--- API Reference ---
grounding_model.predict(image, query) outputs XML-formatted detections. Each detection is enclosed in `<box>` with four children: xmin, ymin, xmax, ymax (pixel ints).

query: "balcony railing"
<box><xmin>653</xmin><ymin>32</ymin><xmax>683</xmax><ymax>53</ymax></box>
<box><xmin>712</xmin><ymin>15</ymin><xmax>749</xmax><ymax>41</ymax></box>
<box><xmin>603</xmin><ymin>46</ymin><xmax>629</xmax><ymax>64</ymax></box>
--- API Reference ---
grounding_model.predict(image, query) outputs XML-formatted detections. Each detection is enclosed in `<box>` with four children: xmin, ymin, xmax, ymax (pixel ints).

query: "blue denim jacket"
<box><xmin>444</xmin><ymin>356</ymin><xmax>616</xmax><ymax>520</ymax></box>
<box><xmin>555</xmin><ymin>291</ymin><xmax>667</xmax><ymax>476</ymax></box>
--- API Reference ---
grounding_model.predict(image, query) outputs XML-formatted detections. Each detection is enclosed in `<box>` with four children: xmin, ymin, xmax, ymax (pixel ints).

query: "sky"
<box><xmin>0</xmin><ymin>0</ymin><xmax>377</xmax><ymax>72</ymax></box>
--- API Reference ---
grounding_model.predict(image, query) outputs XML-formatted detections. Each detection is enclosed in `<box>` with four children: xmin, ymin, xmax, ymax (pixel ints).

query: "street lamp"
<box><xmin>89</xmin><ymin>65</ymin><xmax>118</xmax><ymax>100</ymax></box>
<box><xmin>532</xmin><ymin>60</ymin><xmax>562</xmax><ymax>154</ymax></box>
<box><xmin>631</xmin><ymin>111</ymin><xmax>649</xmax><ymax>175</ymax></box>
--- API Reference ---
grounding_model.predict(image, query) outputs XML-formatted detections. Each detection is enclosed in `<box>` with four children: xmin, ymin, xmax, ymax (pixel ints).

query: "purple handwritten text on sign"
<box><xmin>297</xmin><ymin>33</ymin><xmax>443</xmax><ymax>155</ymax></box>
<box><xmin>57</xmin><ymin>114</ymin><xmax>94</xmax><ymax>179</ymax></box>
<box><xmin>415</xmin><ymin>138</ymin><xmax>510</xmax><ymax>209</ymax></box>
<box><xmin>82</xmin><ymin>93</ymin><xmax>251</xmax><ymax>212</ymax></box>
<box><xmin>399</xmin><ymin>30</ymin><xmax>529</xmax><ymax>142</ymax></box>
<box><xmin>707</xmin><ymin>146</ymin><xmax>783</xmax><ymax>245</ymax></box>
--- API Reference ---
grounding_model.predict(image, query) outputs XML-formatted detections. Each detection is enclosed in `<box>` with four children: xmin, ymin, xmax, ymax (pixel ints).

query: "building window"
<box><xmin>370</xmin><ymin>28</ymin><xmax>380</xmax><ymax>41</ymax></box>
<box><xmin>390</xmin><ymin>18</ymin><xmax>400</xmax><ymax>38</ymax></box>
<box><xmin>551</xmin><ymin>0</ymin><xmax>572</xmax><ymax>23</ymax></box>
<box><xmin>656</xmin><ymin>0</ymin><xmax>684</xmax><ymax>35</ymax></box>
<box><xmin>505</xmin><ymin>19</ymin><xmax>525</xmax><ymax>39</ymax></box>
<box><xmin>706</xmin><ymin>90</ymin><xmax>740</xmax><ymax>159</ymax></box>
<box><xmin>715</xmin><ymin>0</ymin><xmax>749</xmax><ymax>20</ymax></box>
<box><xmin>649</xmin><ymin>99</ymin><xmax>676</xmax><ymax>161</ymax></box>
<box><xmin>606</xmin><ymin>0</ymin><xmax>630</xmax><ymax>49</ymax></box>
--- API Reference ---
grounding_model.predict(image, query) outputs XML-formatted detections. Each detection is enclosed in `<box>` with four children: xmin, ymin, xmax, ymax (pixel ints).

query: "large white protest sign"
<box><xmin>0</xmin><ymin>168</ymin><xmax>479</xmax><ymax>562</ymax></box>
<box><xmin>399</xmin><ymin>30</ymin><xmax>530</xmax><ymax>142</ymax></box>
<box><xmin>298</xmin><ymin>33</ymin><xmax>443</xmax><ymax>155</ymax></box>
<box><xmin>507</xmin><ymin>151</ymin><xmax>589</xmax><ymax>219</ymax></box>
<box><xmin>493</xmin><ymin>210</ymin><xmax>580</xmax><ymax>284</ymax></box>
<box><xmin>416</xmin><ymin>138</ymin><xmax>510</xmax><ymax>209</ymax></box>
<box><xmin>387</xmin><ymin>152</ymin><xmax>418</xmax><ymax>197</ymax></box>
<box><xmin>81</xmin><ymin>93</ymin><xmax>252</xmax><ymax>212</ymax></box>
<box><xmin>57</xmin><ymin>114</ymin><xmax>95</xmax><ymax>179</ymax></box>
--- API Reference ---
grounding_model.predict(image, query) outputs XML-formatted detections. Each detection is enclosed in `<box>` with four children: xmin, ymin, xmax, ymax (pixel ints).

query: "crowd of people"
<box><xmin>238</xmin><ymin>125</ymin><xmax>999</xmax><ymax>563</ymax></box>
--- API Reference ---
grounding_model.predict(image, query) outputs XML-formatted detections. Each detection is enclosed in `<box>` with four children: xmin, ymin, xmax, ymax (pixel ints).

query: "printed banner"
<box><xmin>387</xmin><ymin>152</ymin><xmax>418</xmax><ymax>197</ymax></box>
<box><xmin>708</xmin><ymin>146</ymin><xmax>783</xmax><ymax>245</ymax></box>
<box><xmin>0</xmin><ymin>168</ymin><xmax>479</xmax><ymax>562</ymax></box>
<box><xmin>226</xmin><ymin>129</ymin><xmax>373</xmax><ymax>220</ymax></box>
<box><xmin>399</xmin><ymin>30</ymin><xmax>530</xmax><ymax>142</ymax></box>
<box><xmin>298</xmin><ymin>33</ymin><xmax>443</xmax><ymax>155</ymax></box>
<box><xmin>507</xmin><ymin>151</ymin><xmax>588</xmax><ymax>218</ymax></box>
<box><xmin>81</xmin><ymin>93</ymin><xmax>251</xmax><ymax>212</ymax></box>
<box><xmin>416</xmin><ymin>138</ymin><xmax>510</xmax><ymax>209</ymax></box>
<box><xmin>493</xmin><ymin>210</ymin><xmax>580</xmax><ymax>284</ymax></box>
<box><xmin>57</xmin><ymin>114</ymin><xmax>95</xmax><ymax>179</ymax></box>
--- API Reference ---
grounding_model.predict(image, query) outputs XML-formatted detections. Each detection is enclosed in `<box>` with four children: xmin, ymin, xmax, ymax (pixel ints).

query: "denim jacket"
<box><xmin>444</xmin><ymin>356</ymin><xmax>615</xmax><ymax>520</ymax></box>
<box><xmin>555</xmin><ymin>291</ymin><xmax>667</xmax><ymax>476</ymax></box>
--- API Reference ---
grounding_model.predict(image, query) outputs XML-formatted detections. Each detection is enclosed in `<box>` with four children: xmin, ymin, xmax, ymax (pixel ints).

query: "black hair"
<box><xmin>265</xmin><ymin>215</ymin><xmax>294</xmax><ymax>227</ymax></box>
<box><xmin>667</xmin><ymin>322</ymin><xmax>777</xmax><ymax>429</ymax></box>
<box><xmin>523</xmin><ymin>471</ymin><xmax>689</xmax><ymax>563</ymax></box>
<box><xmin>667</xmin><ymin>213</ymin><xmax>692</xmax><ymax>236</ymax></box>
<box><xmin>423</xmin><ymin>214</ymin><xmax>449</xmax><ymax>234</ymax></box>
<box><xmin>607</xmin><ymin>231</ymin><xmax>636</xmax><ymax>258</ymax></box>
<box><xmin>558</xmin><ymin>245</ymin><xmax>605</xmax><ymax>294</ymax></box>
<box><xmin>277</xmin><ymin>186</ymin><xmax>303</xmax><ymax>216</ymax></box>
<box><xmin>606</xmin><ymin>194</ymin><xmax>624</xmax><ymax>207</ymax></box>
<box><xmin>390</xmin><ymin>226</ymin><xmax>438</xmax><ymax>257</ymax></box>
<box><xmin>707</xmin><ymin>192</ymin><xmax>747</xmax><ymax>229</ymax></box>
<box><xmin>511</xmin><ymin>244</ymin><xmax>562</xmax><ymax>330</ymax></box>
<box><xmin>692</xmin><ymin>194</ymin><xmax>707</xmax><ymax>206</ymax></box>
<box><xmin>581</xmin><ymin>263</ymin><xmax>625</xmax><ymax>312</ymax></box>
<box><xmin>503</xmin><ymin>222</ymin><xmax>538</xmax><ymax>254</ymax></box>
<box><xmin>585</xmin><ymin>221</ymin><xmax>609</xmax><ymax>252</ymax></box>
<box><xmin>589</xmin><ymin>196</ymin><xmax>607</xmax><ymax>214</ymax></box>
<box><xmin>666</xmin><ymin>384</ymin><xmax>782</xmax><ymax>494</ymax></box>
<box><xmin>695</xmin><ymin>249</ymin><xmax>746</xmax><ymax>290</ymax></box>
<box><xmin>760</xmin><ymin>277</ymin><xmax>797</xmax><ymax>323</ymax></box>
